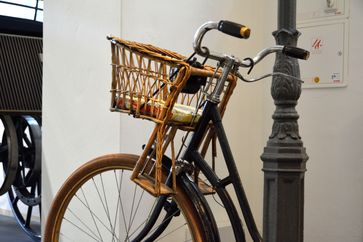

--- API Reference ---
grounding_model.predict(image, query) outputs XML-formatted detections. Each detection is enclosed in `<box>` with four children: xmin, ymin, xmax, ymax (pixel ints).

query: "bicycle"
<box><xmin>44</xmin><ymin>20</ymin><xmax>309</xmax><ymax>242</ymax></box>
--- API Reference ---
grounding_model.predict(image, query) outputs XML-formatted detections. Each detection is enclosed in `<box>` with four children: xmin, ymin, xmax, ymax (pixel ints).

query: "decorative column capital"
<box><xmin>271</xmin><ymin>28</ymin><xmax>302</xmax><ymax>102</ymax></box>
<box><xmin>273</xmin><ymin>28</ymin><xmax>300</xmax><ymax>45</ymax></box>
<box><xmin>271</xmin><ymin>56</ymin><xmax>301</xmax><ymax>102</ymax></box>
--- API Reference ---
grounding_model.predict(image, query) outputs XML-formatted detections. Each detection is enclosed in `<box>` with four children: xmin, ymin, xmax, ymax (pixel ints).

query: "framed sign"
<box><xmin>297</xmin><ymin>0</ymin><xmax>349</xmax><ymax>88</ymax></box>
<box><xmin>298</xmin><ymin>20</ymin><xmax>348</xmax><ymax>88</ymax></box>
<box><xmin>297</xmin><ymin>0</ymin><xmax>348</xmax><ymax>23</ymax></box>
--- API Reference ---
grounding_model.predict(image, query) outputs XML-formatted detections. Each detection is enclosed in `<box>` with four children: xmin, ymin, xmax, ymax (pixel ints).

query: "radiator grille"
<box><xmin>0</xmin><ymin>33</ymin><xmax>42</xmax><ymax>113</ymax></box>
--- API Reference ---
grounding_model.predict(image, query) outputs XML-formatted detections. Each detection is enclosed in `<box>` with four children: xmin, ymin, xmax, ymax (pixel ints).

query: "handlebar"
<box><xmin>192</xmin><ymin>20</ymin><xmax>310</xmax><ymax>93</ymax></box>
<box><xmin>193</xmin><ymin>21</ymin><xmax>220</xmax><ymax>61</ymax></box>
<box><xmin>193</xmin><ymin>21</ymin><xmax>309</xmax><ymax>67</ymax></box>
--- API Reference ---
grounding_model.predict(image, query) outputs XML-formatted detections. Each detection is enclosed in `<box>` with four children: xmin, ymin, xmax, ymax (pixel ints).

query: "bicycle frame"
<box><xmin>180</xmin><ymin>49</ymin><xmax>262</xmax><ymax>242</ymax></box>
<box><xmin>179</xmin><ymin>51</ymin><xmax>261</xmax><ymax>242</ymax></box>
<box><xmin>155</xmin><ymin>57</ymin><xmax>263</xmax><ymax>242</ymax></box>
<box><xmin>138</xmin><ymin>97</ymin><xmax>262</xmax><ymax>242</ymax></box>
<box><xmin>182</xmin><ymin>99</ymin><xmax>262</xmax><ymax>242</ymax></box>
<box><xmin>133</xmin><ymin>82</ymin><xmax>262</xmax><ymax>242</ymax></box>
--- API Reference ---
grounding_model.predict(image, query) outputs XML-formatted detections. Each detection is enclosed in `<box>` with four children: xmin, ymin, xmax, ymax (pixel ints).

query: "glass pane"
<box><xmin>35</xmin><ymin>9</ymin><xmax>43</xmax><ymax>22</ymax></box>
<box><xmin>1</xmin><ymin>0</ymin><xmax>36</xmax><ymax>7</ymax></box>
<box><xmin>38</xmin><ymin>0</ymin><xmax>43</xmax><ymax>9</ymax></box>
<box><xmin>0</xmin><ymin>3</ymin><xmax>35</xmax><ymax>20</ymax></box>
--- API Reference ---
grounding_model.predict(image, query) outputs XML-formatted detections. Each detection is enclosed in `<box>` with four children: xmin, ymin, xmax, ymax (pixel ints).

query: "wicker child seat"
<box><xmin>109</xmin><ymin>36</ymin><xmax>236</xmax><ymax>196</ymax></box>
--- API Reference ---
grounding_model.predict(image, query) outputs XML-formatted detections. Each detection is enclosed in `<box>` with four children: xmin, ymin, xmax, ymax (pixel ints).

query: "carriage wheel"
<box><xmin>0</xmin><ymin>115</ymin><xmax>19</xmax><ymax>196</ymax></box>
<box><xmin>4</xmin><ymin>115</ymin><xmax>41</xmax><ymax>241</ymax></box>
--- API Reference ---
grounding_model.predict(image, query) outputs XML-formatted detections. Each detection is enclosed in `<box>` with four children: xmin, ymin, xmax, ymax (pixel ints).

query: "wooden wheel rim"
<box><xmin>44</xmin><ymin>154</ymin><xmax>204</xmax><ymax>242</ymax></box>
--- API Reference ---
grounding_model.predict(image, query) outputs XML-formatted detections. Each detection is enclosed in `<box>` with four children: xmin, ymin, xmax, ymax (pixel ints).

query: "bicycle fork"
<box><xmin>131</xmin><ymin>171</ymin><xmax>179</xmax><ymax>242</ymax></box>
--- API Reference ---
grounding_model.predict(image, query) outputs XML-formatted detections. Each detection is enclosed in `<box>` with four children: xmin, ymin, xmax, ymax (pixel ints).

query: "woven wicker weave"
<box><xmin>109</xmin><ymin>36</ymin><xmax>236</xmax><ymax>196</ymax></box>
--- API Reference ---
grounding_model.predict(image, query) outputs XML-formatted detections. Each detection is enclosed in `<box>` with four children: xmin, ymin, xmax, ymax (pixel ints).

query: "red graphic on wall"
<box><xmin>312</xmin><ymin>38</ymin><xmax>323</xmax><ymax>49</ymax></box>
<box><xmin>311</xmin><ymin>37</ymin><xmax>323</xmax><ymax>54</ymax></box>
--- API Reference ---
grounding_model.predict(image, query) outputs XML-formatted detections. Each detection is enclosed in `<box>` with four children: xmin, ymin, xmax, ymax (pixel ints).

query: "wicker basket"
<box><xmin>109</xmin><ymin>36</ymin><xmax>236</xmax><ymax>196</ymax></box>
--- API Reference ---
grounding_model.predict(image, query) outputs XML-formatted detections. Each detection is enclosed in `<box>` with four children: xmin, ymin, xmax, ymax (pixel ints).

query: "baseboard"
<box><xmin>0</xmin><ymin>208</ymin><xmax>40</xmax><ymax>222</ymax></box>
<box><xmin>0</xmin><ymin>208</ymin><xmax>13</xmax><ymax>217</ymax></box>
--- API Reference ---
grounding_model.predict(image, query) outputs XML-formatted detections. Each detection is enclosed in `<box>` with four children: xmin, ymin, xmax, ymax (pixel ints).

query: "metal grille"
<box><xmin>0</xmin><ymin>33</ymin><xmax>42</xmax><ymax>113</ymax></box>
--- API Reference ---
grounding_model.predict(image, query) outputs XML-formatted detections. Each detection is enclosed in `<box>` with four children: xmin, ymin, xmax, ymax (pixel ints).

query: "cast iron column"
<box><xmin>260</xmin><ymin>1</ymin><xmax>308</xmax><ymax>242</ymax></box>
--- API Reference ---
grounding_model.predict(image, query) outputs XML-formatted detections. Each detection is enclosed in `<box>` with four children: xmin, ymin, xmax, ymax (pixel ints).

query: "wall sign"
<box><xmin>297</xmin><ymin>0</ymin><xmax>348</xmax><ymax>23</ymax></box>
<box><xmin>298</xmin><ymin>20</ymin><xmax>348</xmax><ymax>88</ymax></box>
<box><xmin>297</xmin><ymin>0</ymin><xmax>349</xmax><ymax>88</ymax></box>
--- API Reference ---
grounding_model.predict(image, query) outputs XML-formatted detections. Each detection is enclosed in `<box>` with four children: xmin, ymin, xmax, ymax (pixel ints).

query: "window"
<box><xmin>0</xmin><ymin>0</ymin><xmax>43</xmax><ymax>22</ymax></box>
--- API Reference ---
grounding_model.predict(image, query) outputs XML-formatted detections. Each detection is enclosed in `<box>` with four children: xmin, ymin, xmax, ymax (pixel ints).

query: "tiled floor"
<box><xmin>0</xmin><ymin>215</ymin><xmax>38</xmax><ymax>242</ymax></box>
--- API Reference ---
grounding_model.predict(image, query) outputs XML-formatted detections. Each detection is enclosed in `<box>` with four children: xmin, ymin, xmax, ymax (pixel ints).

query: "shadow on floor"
<box><xmin>0</xmin><ymin>215</ymin><xmax>38</xmax><ymax>242</ymax></box>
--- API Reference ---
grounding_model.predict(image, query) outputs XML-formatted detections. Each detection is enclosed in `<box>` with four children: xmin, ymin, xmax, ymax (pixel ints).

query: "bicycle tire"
<box><xmin>44</xmin><ymin>153</ymin><xmax>216</xmax><ymax>242</ymax></box>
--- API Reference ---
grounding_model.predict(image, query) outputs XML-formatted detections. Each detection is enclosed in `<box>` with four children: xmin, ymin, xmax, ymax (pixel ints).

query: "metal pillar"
<box><xmin>261</xmin><ymin>1</ymin><xmax>308</xmax><ymax>242</ymax></box>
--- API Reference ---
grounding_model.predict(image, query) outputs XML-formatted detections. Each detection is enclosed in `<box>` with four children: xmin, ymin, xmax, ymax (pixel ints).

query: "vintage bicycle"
<box><xmin>44</xmin><ymin>20</ymin><xmax>309</xmax><ymax>242</ymax></box>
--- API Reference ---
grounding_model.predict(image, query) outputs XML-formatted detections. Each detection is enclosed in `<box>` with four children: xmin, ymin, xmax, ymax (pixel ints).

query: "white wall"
<box><xmin>301</xmin><ymin>1</ymin><xmax>363</xmax><ymax>241</ymax></box>
<box><xmin>42</xmin><ymin>0</ymin><xmax>122</xmax><ymax>223</ymax></box>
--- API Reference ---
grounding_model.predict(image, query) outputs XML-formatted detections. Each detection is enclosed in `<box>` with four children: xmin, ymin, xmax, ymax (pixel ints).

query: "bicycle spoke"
<box><xmin>65</xmin><ymin>208</ymin><xmax>100</xmax><ymax>240</ymax></box>
<box><xmin>79</xmin><ymin>188</ymin><xmax>104</xmax><ymax>241</ymax></box>
<box><xmin>134</xmin><ymin>205</ymin><xmax>183</xmax><ymax>240</ymax></box>
<box><xmin>20</xmin><ymin>162</ymin><xmax>26</xmax><ymax>184</ymax></box>
<box><xmin>59</xmin><ymin>232</ymin><xmax>77</xmax><ymax>242</ymax></box>
<box><xmin>154</xmin><ymin>222</ymin><xmax>188</xmax><ymax>242</ymax></box>
<box><xmin>126</xmin><ymin>184</ymin><xmax>137</xmax><ymax>236</ymax></box>
<box><xmin>91</xmin><ymin>175</ymin><xmax>116</xmax><ymax>238</ymax></box>
<box><xmin>12</xmin><ymin>195</ymin><xmax>19</xmax><ymax>206</ymax></box>
<box><xmin>62</xmin><ymin>216</ymin><xmax>100</xmax><ymax>242</ymax></box>
<box><xmin>70</xmin><ymin>189</ymin><xmax>122</xmax><ymax>241</ymax></box>
<box><xmin>128</xmin><ymin>186</ymin><xmax>146</xmax><ymax>234</ymax></box>
<box><xmin>25</xmin><ymin>205</ymin><xmax>33</xmax><ymax>228</ymax></box>
<box><xmin>127</xmin><ymin>194</ymin><xmax>160</xmax><ymax>239</ymax></box>
<box><xmin>23</xmin><ymin>132</ymin><xmax>32</xmax><ymax>147</ymax></box>
<box><xmin>127</xmin><ymin>200</ymin><xmax>185</xmax><ymax>241</ymax></box>
<box><xmin>25</xmin><ymin>186</ymin><xmax>36</xmax><ymax>228</ymax></box>
<box><xmin>111</xmin><ymin>172</ymin><xmax>121</xmax><ymax>236</ymax></box>
<box><xmin>127</xmin><ymin>219</ymin><xmax>147</xmax><ymax>239</ymax></box>
<box><xmin>127</xmin><ymin>199</ymin><xmax>158</xmax><ymax>238</ymax></box>
<box><xmin>114</xmin><ymin>170</ymin><xmax>131</xmax><ymax>241</ymax></box>
<box><xmin>100</xmin><ymin>174</ymin><xmax>113</xmax><ymax>224</ymax></box>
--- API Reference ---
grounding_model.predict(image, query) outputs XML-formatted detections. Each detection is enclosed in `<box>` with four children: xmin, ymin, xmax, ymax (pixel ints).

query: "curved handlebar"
<box><xmin>193</xmin><ymin>21</ymin><xmax>310</xmax><ymax>68</ymax></box>
<box><xmin>193</xmin><ymin>21</ymin><xmax>251</xmax><ymax>62</ymax></box>
<box><xmin>193</xmin><ymin>21</ymin><xmax>219</xmax><ymax>60</ymax></box>
<box><xmin>192</xmin><ymin>21</ymin><xmax>310</xmax><ymax>99</ymax></box>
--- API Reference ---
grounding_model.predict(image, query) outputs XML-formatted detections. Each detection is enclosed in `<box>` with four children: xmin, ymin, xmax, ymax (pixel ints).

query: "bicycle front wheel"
<box><xmin>44</xmin><ymin>154</ymin><xmax>210</xmax><ymax>242</ymax></box>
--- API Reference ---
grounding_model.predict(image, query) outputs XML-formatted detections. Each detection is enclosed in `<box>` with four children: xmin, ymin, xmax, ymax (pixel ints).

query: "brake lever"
<box><xmin>235</xmin><ymin>71</ymin><xmax>304</xmax><ymax>83</ymax></box>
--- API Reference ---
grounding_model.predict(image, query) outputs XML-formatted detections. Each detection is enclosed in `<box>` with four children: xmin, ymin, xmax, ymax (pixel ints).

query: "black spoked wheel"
<box><xmin>5</xmin><ymin>115</ymin><xmax>41</xmax><ymax>241</ymax></box>
<box><xmin>0</xmin><ymin>115</ymin><xmax>19</xmax><ymax>196</ymax></box>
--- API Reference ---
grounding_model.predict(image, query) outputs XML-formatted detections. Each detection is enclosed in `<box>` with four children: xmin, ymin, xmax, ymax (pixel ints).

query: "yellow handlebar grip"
<box><xmin>240</xmin><ymin>26</ymin><xmax>251</xmax><ymax>39</ymax></box>
<box><xmin>218</xmin><ymin>20</ymin><xmax>251</xmax><ymax>39</ymax></box>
